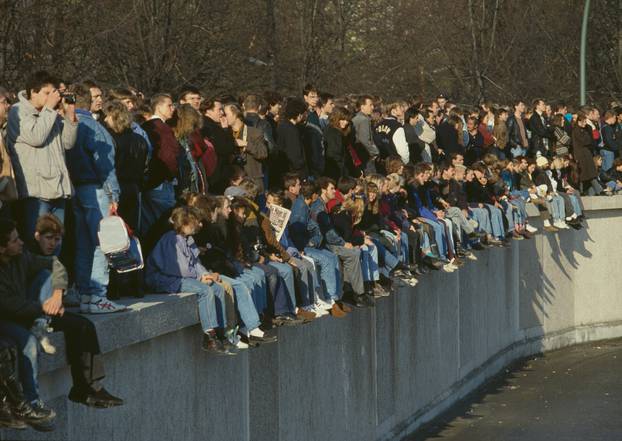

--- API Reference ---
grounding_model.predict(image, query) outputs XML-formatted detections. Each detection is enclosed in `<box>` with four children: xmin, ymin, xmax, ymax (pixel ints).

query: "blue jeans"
<box><xmin>268</xmin><ymin>261</ymin><xmax>296</xmax><ymax>311</ymax></box>
<box><xmin>360</xmin><ymin>243</ymin><xmax>380</xmax><ymax>282</ymax></box>
<box><xmin>500</xmin><ymin>200</ymin><xmax>516</xmax><ymax>231</ymax></box>
<box><xmin>0</xmin><ymin>321</ymin><xmax>39</xmax><ymax>401</ymax></box>
<box><xmin>469</xmin><ymin>207</ymin><xmax>492</xmax><ymax>235</ymax></box>
<box><xmin>304</xmin><ymin>247</ymin><xmax>341</xmax><ymax>301</ymax></box>
<box><xmin>568</xmin><ymin>193</ymin><xmax>583</xmax><ymax>216</ymax></box>
<box><xmin>370</xmin><ymin>238</ymin><xmax>399</xmax><ymax>277</ymax></box>
<box><xmin>180</xmin><ymin>278</ymin><xmax>226</xmax><ymax>332</ymax></box>
<box><xmin>240</xmin><ymin>266</ymin><xmax>268</xmax><ymax>314</ymax></box>
<box><xmin>220</xmin><ymin>275</ymin><xmax>261</xmax><ymax>332</ymax></box>
<box><xmin>141</xmin><ymin>182</ymin><xmax>175</xmax><ymax>236</ymax></box>
<box><xmin>484</xmin><ymin>204</ymin><xmax>505</xmax><ymax>239</ymax></box>
<box><xmin>601</xmin><ymin>149</ymin><xmax>615</xmax><ymax>172</ymax></box>
<box><xmin>73</xmin><ymin>185</ymin><xmax>111</xmax><ymax>299</ymax></box>
<box><xmin>547</xmin><ymin>195</ymin><xmax>566</xmax><ymax>222</ymax></box>
<box><xmin>22</xmin><ymin>197</ymin><xmax>65</xmax><ymax>255</ymax></box>
<box><xmin>299</xmin><ymin>255</ymin><xmax>321</xmax><ymax>305</ymax></box>
<box><xmin>422</xmin><ymin>218</ymin><xmax>447</xmax><ymax>258</ymax></box>
<box><xmin>290</xmin><ymin>256</ymin><xmax>315</xmax><ymax>307</ymax></box>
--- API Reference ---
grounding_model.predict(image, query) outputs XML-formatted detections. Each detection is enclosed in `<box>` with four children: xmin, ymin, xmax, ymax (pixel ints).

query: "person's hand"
<box><xmin>63</xmin><ymin>102</ymin><xmax>77</xmax><ymax>123</ymax></box>
<box><xmin>42</xmin><ymin>289</ymin><xmax>64</xmax><ymax>316</ymax></box>
<box><xmin>45</xmin><ymin>89</ymin><xmax>61</xmax><ymax>110</ymax></box>
<box><xmin>344</xmin><ymin>242</ymin><xmax>353</xmax><ymax>249</ymax></box>
<box><xmin>201</xmin><ymin>273</ymin><xmax>220</xmax><ymax>284</ymax></box>
<box><xmin>288</xmin><ymin>259</ymin><xmax>297</xmax><ymax>268</ymax></box>
<box><xmin>109</xmin><ymin>202</ymin><xmax>118</xmax><ymax>215</ymax></box>
<box><xmin>364</xmin><ymin>237</ymin><xmax>374</xmax><ymax>246</ymax></box>
<box><xmin>235</xmin><ymin>138</ymin><xmax>247</xmax><ymax>148</ymax></box>
<box><xmin>219</xmin><ymin>115</ymin><xmax>228</xmax><ymax>128</ymax></box>
<box><xmin>269</xmin><ymin>253</ymin><xmax>283</xmax><ymax>263</ymax></box>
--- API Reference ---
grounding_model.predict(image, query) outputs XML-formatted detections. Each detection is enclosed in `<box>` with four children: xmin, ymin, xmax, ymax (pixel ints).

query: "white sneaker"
<box><xmin>235</xmin><ymin>340</ymin><xmax>249</xmax><ymax>349</ymax></box>
<box><xmin>311</xmin><ymin>305</ymin><xmax>329</xmax><ymax>317</ymax></box>
<box><xmin>442</xmin><ymin>263</ymin><xmax>456</xmax><ymax>273</ymax></box>
<box><xmin>88</xmin><ymin>297</ymin><xmax>127</xmax><ymax>314</ymax></box>
<box><xmin>315</xmin><ymin>299</ymin><xmax>333</xmax><ymax>310</ymax></box>
<box><xmin>525</xmin><ymin>224</ymin><xmax>538</xmax><ymax>233</ymax></box>
<box><xmin>553</xmin><ymin>221</ymin><xmax>569</xmax><ymax>230</ymax></box>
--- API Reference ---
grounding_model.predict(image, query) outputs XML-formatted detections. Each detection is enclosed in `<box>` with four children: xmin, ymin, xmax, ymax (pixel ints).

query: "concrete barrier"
<box><xmin>3</xmin><ymin>196</ymin><xmax>622</xmax><ymax>441</ymax></box>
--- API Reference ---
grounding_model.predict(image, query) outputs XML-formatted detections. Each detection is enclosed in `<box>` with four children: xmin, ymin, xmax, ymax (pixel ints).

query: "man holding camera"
<box><xmin>6</xmin><ymin>71</ymin><xmax>77</xmax><ymax>248</ymax></box>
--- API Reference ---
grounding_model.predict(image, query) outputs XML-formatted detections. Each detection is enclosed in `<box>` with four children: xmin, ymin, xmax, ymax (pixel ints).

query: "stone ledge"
<box><xmin>41</xmin><ymin>293</ymin><xmax>200</xmax><ymax>374</ymax></box>
<box><xmin>39</xmin><ymin>195</ymin><xmax>618</xmax><ymax>374</ymax></box>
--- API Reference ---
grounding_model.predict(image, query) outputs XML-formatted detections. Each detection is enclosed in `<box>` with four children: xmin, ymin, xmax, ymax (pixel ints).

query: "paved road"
<box><xmin>407</xmin><ymin>339</ymin><xmax>622</xmax><ymax>441</ymax></box>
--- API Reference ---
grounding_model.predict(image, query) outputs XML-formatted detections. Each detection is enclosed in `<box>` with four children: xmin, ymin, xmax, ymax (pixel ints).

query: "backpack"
<box><xmin>177</xmin><ymin>137</ymin><xmax>200</xmax><ymax>195</ymax></box>
<box><xmin>98</xmin><ymin>216</ymin><xmax>144</xmax><ymax>273</ymax></box>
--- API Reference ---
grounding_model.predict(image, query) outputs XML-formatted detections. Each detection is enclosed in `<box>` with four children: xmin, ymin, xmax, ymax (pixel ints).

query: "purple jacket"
<box><xmin>145</xmin><ymin>231</ymin><xmax>208</xmax><ymax>293</ymax></box>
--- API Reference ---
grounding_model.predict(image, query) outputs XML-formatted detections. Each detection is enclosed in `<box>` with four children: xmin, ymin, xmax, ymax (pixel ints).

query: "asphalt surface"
<box><xmin>406</xmin><ymin>339</ymin><xmax>622</xmax><ymax>441</ymax></box>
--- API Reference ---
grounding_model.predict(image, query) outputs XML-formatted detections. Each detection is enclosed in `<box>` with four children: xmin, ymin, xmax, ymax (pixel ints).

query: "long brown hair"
<box><xmin>173</xmin><ymin>103</ymin><xmax>203</xmax><ymax>139</ymax></box>
<box><xmin>328</xmin><ymin>106</ymin><xmax>352</xmax><ymax>135</ymax></box>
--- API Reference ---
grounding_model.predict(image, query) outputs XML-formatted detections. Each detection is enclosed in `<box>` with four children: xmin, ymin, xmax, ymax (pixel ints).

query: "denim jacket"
<box><xmin>289</xmin><ymin>196</ymin><xmax>322</xmax><ymax>250</ymax></box>
<box><xmin>67</xmin><ymin>109</ymin><xmax>120</xmax><ymax>202</ymax></box>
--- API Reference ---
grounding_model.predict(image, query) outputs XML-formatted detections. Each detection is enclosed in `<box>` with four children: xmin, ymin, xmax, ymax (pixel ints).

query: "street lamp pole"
<box><xmin>580</xmin><ymin>0</ymin><xmax>591</xmax><ymax>105</ymax></box>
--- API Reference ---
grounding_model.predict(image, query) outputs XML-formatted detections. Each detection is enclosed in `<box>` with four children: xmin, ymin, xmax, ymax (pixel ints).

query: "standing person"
<box><xmin>302</xmin><ymin>84</ymin><xmax>324</xmax><ymax>177</ymax></box>
<box><xmin>318</xmin><ymin>93</ymin><xmax>335</xmax><ymax>130</ymax></box>
<box><xmin>83</xmin><ymin>80</ymin><xmax>104</xmax><ymax>121</ymax></box>
<box><xmin>103</xmin><ymin>101</ymin><xmax>148</xmax><ymax>232</ymax></box>
<box><xmin>141</xmin><ymin>93</ymin><xmax>179</xmax><ymax>235</ymax></box>
<box><xmin>66</xmin><ymin>83</ymin><xmax>126</xmax><ymax>314</ymax></box>
<box><xmin>6</xmin><ymin>71</ymin><xmax>77</xmax><ymax>246</ymax></box>
<box><xmin>373</xmin><ymin>102</ymin><xmax>409</xmax><ymax>166</ymax></box>
<box><xmin>171</xmin><ymin>104</ymin><xmax>208</xmax><ymax>195</ymax></box>
<box><xmin>277</xmin><ymin>97</ymin><xmax>309</xmax><ymax>178</ymax></box>
<box><xmin>600</xmin><ymin>110</ymin><xmax>620</xmax><ymax>173</ymax></box>
<box><xmin>437</xmin><ymin>114</ymin><xmax>465</xmax><ymax>157</ymax></box>
<box><xmin>507</xmin><ymin>100</ymin><xmax>529</xmax><ymax>158</ymax></box>
<box><xmin>573</xmin><ymin>112</ymin><xmax>600</xmax><ymax>195</ymax></box>
<box><xmin>529</xmin><ymin>99</ymin><xmax>552</xmax><ymax>157</ymax></box>
<box><xmin>225</xmin><ymin>103</ymin><xmax>267</xmax><ymax>193</ymax></box>
<box><xmin>352</xmin><ymin>95</ymin><xmax>380</xmax><ymax>173</ymax></box>
<box><xmin>178</xmin><ymin>85</ymin><xmax>203</xmax><ymax>111</ymax></box>
<box><xmin>201</xmin><ymin>97</ymin><xmax>236</xmax><ymax>194</ymax></box>
<box><xmin>107</xmin><ymin>88</ymin><xmax>153</xmax><ymax>161</ymax></box>
<box><xmin>324</xmin><ymin>106</ymin><xmax>356</xmax><ymax>180</ymax></box>
<box><xmin>492</xmin><ymin>108</ymin><xmax>509</xmax><ymax>159</ymax></box>
<box><xmin>0</xmin><ymin>88</ymin><xmax>17</xmax><ymax>219</ymax></box>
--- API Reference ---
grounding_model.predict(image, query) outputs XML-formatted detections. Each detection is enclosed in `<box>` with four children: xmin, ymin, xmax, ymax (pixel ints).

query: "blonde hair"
<box><xmin>385</xmin><ymin>173</ymin><xmax>401</xmax><ymax>192</ymax></box>
<box><xmin>104</xmin><ymin>100</ymin><xmax>133</xmax><ymax>133</ymax></box>
<box><xmin>343</xmin><ymin>198</ymin><xmax>365</xmax><ymax>225</ymax></box>
<box><xmin>170</xmin><ymin>206</ymin><xmax>202</xmax><ymax>234</ymax></box>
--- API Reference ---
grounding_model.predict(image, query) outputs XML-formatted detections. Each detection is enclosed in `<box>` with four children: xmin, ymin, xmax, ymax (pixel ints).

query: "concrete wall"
<box><xmin>3</xmin><ymin>196</ymin><xmax>622</xmax><ymax>441</ymax></box>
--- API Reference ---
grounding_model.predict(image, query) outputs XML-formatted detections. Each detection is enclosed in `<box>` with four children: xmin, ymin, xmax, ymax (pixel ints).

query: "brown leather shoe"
<box><xmin>331</xmin><ymin>303</ymin><xmax>347</xmax><ymax>318</ymax></box>
<box><xmin>338</xmin><ymin>301</ymin><xmax>353</xmax><ymax>313</ymax></box>
<box><xmin>296</xmin><ymin>309</ymin><xmax>316</xmax><ymax>321</ymax></box>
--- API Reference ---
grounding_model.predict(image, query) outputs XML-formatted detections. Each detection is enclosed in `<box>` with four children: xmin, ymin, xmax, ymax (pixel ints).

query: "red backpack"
<box><xmin>190</xmin><ymin>131</ymin><xmax>217</xmax><ymax>178</ymax></box>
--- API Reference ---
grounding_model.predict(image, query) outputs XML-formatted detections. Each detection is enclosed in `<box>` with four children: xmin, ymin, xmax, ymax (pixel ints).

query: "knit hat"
<box><xmin>536</xmin><ymin>156</ymin><xmax>549</xmax><ymax>168</ymax></box>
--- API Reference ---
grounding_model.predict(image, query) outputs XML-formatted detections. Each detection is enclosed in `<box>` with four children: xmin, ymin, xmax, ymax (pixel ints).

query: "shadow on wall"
<box><xmin>404</xmin><ymin>356</ymin><xmax>535</xmax><ymax>441</ymax></box>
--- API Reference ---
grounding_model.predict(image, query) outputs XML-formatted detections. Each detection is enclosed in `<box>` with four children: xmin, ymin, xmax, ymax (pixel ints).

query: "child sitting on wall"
<box><xmin>145</xmin><ymin>206</ymin><xmax>236</xmax><ymax>355</ymax></box>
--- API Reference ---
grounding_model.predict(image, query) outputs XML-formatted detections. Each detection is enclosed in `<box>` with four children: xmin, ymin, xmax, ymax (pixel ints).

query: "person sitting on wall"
<box><xmin>0</xmin><ymin>219</ymin><xmax>124</xmax><ymax>416</ymax></box>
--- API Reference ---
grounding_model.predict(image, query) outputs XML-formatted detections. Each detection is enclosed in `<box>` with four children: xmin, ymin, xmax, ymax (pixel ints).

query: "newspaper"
<box><xmin>268</xmin><ymin>204</ymin><xmax>291</xmax><ymax>241</ymax></box>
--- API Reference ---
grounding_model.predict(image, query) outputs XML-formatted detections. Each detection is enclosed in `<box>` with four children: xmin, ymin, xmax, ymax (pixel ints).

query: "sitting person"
<box><xmin>0</xmin><ymin>219</ymin><xmax>123</xmax><ymax>420</ymax></box>
<box><xmin>145</xmin><ymin>206</ymin><xmax>236</xmax><ymax>355</ymax></box>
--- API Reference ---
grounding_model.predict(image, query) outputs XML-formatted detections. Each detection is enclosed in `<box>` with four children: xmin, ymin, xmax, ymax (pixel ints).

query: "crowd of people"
<box><xmin>0</xmin><ymin>70</ymin><xmax>616</xmax><ymax>431</ymax></box>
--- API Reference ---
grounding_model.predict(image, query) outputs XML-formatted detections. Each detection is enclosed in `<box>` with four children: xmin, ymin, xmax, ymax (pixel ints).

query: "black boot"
<box><xmin>0</xmin><ymin>395</ymin><xmax>26</xmax><ymax>430</ymax></box>
<box><xmin>3</xmin><ymin>378</ymin><xmax>55</xmax><ymax>432</ymax></box>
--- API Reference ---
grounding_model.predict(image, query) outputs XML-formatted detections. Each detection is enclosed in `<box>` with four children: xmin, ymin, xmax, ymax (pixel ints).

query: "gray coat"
<box><xmin>7</xmin><ymin>91</ymin><xmax>77</xmax><ymax>200</ymax></box>
<box><xmin>352</xmin><ymin>111</ymin><xmax>379</xmax><ymax>157</ymax></box>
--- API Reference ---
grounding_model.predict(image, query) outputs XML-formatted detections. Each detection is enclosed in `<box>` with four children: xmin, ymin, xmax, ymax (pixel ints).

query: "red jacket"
<box><xmin>143</xmin><ymin>118</ymin><xmax>180</xmax><ymax>189</ymax></box>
